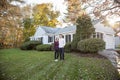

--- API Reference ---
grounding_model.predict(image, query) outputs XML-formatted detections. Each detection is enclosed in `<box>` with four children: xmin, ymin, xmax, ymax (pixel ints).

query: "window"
<box><xmin>92</xmin><ymin>33</ymin><xmax>96</xmax><ymax>38</ymax></box>
<box><xmin>48</xmin><ymin>36</ymin><xmax>53</xmax><ymax>43</ymax></box>
<box><xmin>38</xmin><ymin>37</ymin><xmax>43</xmax><ymax>43</ymax></box>
<box><xmin>100</xmin><ymin>33</ymin><xmax>103</xmax><ymax>39</ymax></box>
<box><xmin>65</xmin><ymin>35</ymin><xmax>71</xmax><ymax>43</ymax></box>
<box><xmin>92</xmin><ymin>32</ymin><xmax>103</xmax><ymax>39</ymax></box>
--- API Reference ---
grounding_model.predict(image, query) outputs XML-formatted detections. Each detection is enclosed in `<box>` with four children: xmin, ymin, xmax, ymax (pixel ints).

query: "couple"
<box><xmin>54</xmin><ymin>34</ymin><xmax>65</xmax><ymax>61</ymax></box>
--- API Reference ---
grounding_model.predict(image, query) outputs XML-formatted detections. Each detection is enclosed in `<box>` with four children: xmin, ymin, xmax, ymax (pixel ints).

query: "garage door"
<box><xmin>104</xmin><ymin>34</ymin><xmax>115</xmax><ymax>49</ymax></box>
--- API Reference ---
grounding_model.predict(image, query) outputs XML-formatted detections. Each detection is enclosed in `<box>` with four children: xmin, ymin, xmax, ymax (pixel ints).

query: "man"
<box><xmin>59</xmin><ymin>34</ymin><xmax>65</xmax><ymax>60</ymax></box>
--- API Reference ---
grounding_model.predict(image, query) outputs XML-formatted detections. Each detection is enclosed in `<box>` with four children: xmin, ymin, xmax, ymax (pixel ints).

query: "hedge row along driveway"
<box><xmin>0</xmin><ymin>49</ymin><xmax>119</xmax><ymax>80</ymax></box>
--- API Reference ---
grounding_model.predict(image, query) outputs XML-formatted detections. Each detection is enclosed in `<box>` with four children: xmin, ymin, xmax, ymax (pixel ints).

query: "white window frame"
<box><xmin>92</xmin><ymin>32</ymin><xmax>103</xmax><ymax>39</ymax></box>
<box><xmin>65</xmin><ymin>34</ymin><xmax>71</xmax><ymax>43</ymax></box>
<box><xmin>48</xmin><ymin>36</ymin><xmax>53</xmax><ymax>43</ymax></box>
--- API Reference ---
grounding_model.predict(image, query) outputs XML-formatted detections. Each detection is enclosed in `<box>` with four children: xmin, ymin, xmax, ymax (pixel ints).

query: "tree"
<box><xmin>71</xmin><ymin>14</ymin><xmax>95</xmax><ymax>50</ymax></box>
<box><xmin>33</xmin><ymin>3</ymin><xmax>60</xmax><ymax>27</ymax></box>
<box><xmin>64</xmin><ymin>0</ymin><xmax>120</xmax><ymax>21</ymax></box>
<box><xmin>0</xmin><ymin>0</ymin><xmax>25</xmax><ymax>48</ymax></box>
<box><xmin>112</xmin><ymin>21</ymin><xmax>120</xmax><ymax>34</ymax></box>
<box><xmin>23</xmin><ymin>18</ymin><xmax>35</xmax><ymax>41</ymax></box>
<box><xmin>64</xmin><ymin>0</ymin><xmax>84</xmax><ymax>24</ymax></box>
<box><xmin>65</xmin><ymin>0</ymin><xmax>120</xmax><ymax>33</ymax></box>
<box><xmin>80</xmin><ymin>0</ymin><xmax>120</xmax><ymax>20</ymax></box>
<box><xmin>21</xmin><ymin>4</ymin><xmax>32</xmax><ymax>18</ymax></box>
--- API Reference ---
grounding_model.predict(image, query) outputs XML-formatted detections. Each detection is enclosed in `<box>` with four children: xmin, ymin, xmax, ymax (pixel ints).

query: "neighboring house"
<box><xmin>30</xmin><ymin>21</ymin><xmax>116</xmax><ymax>49</ymax></box>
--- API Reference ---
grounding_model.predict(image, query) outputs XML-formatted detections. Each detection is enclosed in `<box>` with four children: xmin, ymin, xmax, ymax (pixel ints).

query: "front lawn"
<box><xmin>0</xmin><ymin>49</ymin><xmax>119</xmax><ymax>80</ymax></box>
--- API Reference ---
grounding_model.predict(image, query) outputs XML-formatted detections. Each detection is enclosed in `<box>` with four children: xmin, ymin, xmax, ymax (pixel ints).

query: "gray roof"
<box><xmin>39</xmin><ymin>26</ymin><xmax>76</xmax><ymax>35</ymax></box>
<box><xmin>55</xmin><ymin>25</ymin><xmax>76</xmax><ymax>34</ymax></box>
<box><xmin>40</xmin><ymin>26</ymin><xmax>60</xmax><ymax>34</ymax></box>
<box><xmin>92</xmin><ymin>19</ymin><xmax>102</xmax><ymax>25</ymax></box>
<box><xmin>38</xmin><ymin>20</ymin><xmax>100</xmax><ymax>35</ymax></box>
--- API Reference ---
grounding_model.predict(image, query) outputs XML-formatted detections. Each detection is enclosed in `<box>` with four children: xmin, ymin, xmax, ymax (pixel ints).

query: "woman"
<box><xmin>54</xmin><ymin>38</ymin><xmax>59</xmax><ymax>61</ymax></box>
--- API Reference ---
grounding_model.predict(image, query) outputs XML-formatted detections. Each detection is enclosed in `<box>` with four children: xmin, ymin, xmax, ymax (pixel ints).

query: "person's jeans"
<box><xmin>54</xmin><ymin>49</ymin><xmax>59</xmax><ymax>59</ymax></box>
<box><xmin>59</xmin><ymin>48</ymin><xmax>64</xmax><ymax>60</ymax></box>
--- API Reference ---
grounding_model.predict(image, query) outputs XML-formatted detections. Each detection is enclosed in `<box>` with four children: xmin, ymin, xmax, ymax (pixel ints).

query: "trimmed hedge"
<box><xmin>20</xmin><ymin>41</ymin><xmax>41</xmax><ymax>50</ymax></box>
<box><xmin>36</xmin><ymin>44</ymin><xmax>51</xmax><ymax>51</ymax></box>
<box><xmin>77</xmin><ymin>38</ymin><xmax>105</xmax><ymax>53</ymax></box>
<box><xmin>65</xmin><ymin>42</ymin><xmax>71</xmax><ymax>53</ymax></box>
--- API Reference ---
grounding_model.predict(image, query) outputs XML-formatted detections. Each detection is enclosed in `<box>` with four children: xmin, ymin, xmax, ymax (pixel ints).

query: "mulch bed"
<box><xmin>71</xmin><ymin>52</ymin><xmax>107</xmax><ymax>59</ymax></box>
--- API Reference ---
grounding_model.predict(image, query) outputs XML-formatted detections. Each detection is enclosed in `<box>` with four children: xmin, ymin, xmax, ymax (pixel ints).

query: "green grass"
<box><xmin>0</xmin><ymin>49</ymin><xmax>119</xmax><ymax>80</ymax></box>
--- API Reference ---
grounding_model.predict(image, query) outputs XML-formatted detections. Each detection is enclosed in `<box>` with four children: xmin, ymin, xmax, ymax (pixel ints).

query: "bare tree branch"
<box><xmin>101</xmin><ymin>5</ymin><xmax>120</xmax><ymax>11</ymax></box>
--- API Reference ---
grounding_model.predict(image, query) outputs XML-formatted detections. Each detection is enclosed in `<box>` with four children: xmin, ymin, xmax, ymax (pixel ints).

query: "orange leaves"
<box><xmin>65</xmin><ymin>0</ymin><xmax>85</xmax><ymax>24</ymax></box>
<box><xmin>33</xmin><ymin>3</ymin><xmax>59</xmax><ymax>27</ymax></box>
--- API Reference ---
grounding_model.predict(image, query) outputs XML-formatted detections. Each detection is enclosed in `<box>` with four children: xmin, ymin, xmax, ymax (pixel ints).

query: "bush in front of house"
<box><xmin>20</xmin><ymin>41</ymin><xmax>41</xmax><ymax>50</ymax></box>
<box><xmin>118</xmin><ymin>44</ymin><xmax>120</xmax><ymax>49</ymax></box>
<box><xmin>71</xmin><ymin>15</ymin><xmax>95</xmax><ymax>51</ymax></box>
<box><xmin>65</xmin><ymin>42</ymin><xmax>71</xmax><ymax>53</ymax></box>
<box><xmin>50</xmin><ymin>43</ymin><xmax>54</xmax><ymax>51</ymax></box>
<box><xmin>77</xmin><ymin>38</ymin><xmax>105</xmax><ymax>53</ymax></box>
<box><xmin>36</xmin><ymin>44</ymin><xmax>51</xmax><ymax>51</ymax></box>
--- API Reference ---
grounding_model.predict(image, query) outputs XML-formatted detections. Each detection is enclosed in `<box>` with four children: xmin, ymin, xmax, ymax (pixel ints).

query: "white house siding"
<box><xmin>42</xmin><ymin>35</ymin><xmax>48</xmax><ymax>44</ymax></box>
<box><xmin>94</xmin><ymin>23</ymin><xmax>115</xmax><ymax>49</ymax></box>
<box><xmin>30</xmin><ymin>27</ymin><xmax>45</xmax><ymax>41</ymax></box>
<box><xmin>115</xmin><ymin>37</ymin><xmax>120</xmax><ymax>47</ymax></box>
<box><xmin>34</xmin><ymin>27</ymin><xmax>45</xmax><ymax>37</ymax></box>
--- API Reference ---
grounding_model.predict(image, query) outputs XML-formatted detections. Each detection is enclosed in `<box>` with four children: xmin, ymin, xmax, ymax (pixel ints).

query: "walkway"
<box><xmin>99</xmin><ymin>50</ymin><xmax>120</xmax><ymax>74</ymax></box>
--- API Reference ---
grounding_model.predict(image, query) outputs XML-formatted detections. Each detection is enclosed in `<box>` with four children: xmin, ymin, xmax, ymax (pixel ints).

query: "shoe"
<box><xmin>54</xmin><ymin>59</ymin><xmax>58</xmax><ymax>62</ymax></box>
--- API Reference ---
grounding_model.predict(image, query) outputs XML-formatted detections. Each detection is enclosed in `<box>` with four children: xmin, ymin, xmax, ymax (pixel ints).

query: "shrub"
<box><xmin>20</xmin><ymin>41</ymin><xmax>41</xmax><ymax>50</ymax></box>
<box><xmin>36</xmin><ymin>44</ymin><xmax>51</xmax><ymax>51</ymax></box>
<box><xmin>50</xmin><ymin>43</ymin><xmax>54</xmax><ymax>51</ymax></box>
<box><xmin>118</xmin><ymin>44</ymin><xmax>120</xmax><ymax>49</ymax></box>
<box><xmin>71</xmin><ymin>15</ymin><xmax>95</xmax><ymax>50</ymax></box>
<box><xmin>77</xmin><ymin>38</ymin><xmax>105</xmax><ymax>53</ymax></box>
<box><xmin>24</xmin><ymin>38</ymin><xmax>30</xmax><ymax>42</ymax></box>
<box><xmin>65</xmin><ymin>42</ymin><xmax>71</xmax><ymax>53</ymax></box>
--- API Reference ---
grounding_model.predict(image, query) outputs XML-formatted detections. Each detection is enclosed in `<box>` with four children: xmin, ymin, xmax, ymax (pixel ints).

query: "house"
<box><xmin>30</xmin><ymin>21</ymin><xmax>116</xmax><ymax>49</ymax></box>
<box><xmin>30</xmin><ymin>27</ymin><xmax>59</xmax><ymax>44</ymax></box>
<box><xmin>30</xmin><ymin>26</ymin><xmax>76</xmax><ymax>44</ymax></box>
<box><xmin>93</xmin><ymin>22</ymin><xmax>115</xmax><ymax>49</ymax></box>
<box><xmin>115</xmin><ymin>32</ymin><xmax>120</xmax><ymax>48</ymax></box>
<box><xmin>115</xmin><ymin>37</ymin><xmax>120</xmax><ymax>48</ymax></box>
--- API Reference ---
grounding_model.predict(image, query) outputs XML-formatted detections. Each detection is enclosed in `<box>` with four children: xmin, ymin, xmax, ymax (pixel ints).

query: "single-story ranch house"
<box><xmin>30</xmin><ymin>20</ymin><xmax>120</xmax><ymax>49</ymax></box>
